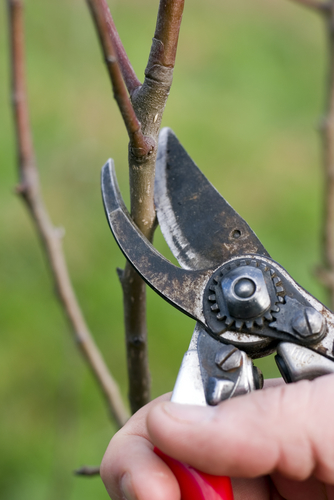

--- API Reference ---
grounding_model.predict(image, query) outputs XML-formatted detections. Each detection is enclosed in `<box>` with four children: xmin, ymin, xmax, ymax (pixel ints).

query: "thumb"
<box><xmin>147</xmin><ymin>374</ymin><xmax>334</xmax><ymax>483</ymax></box>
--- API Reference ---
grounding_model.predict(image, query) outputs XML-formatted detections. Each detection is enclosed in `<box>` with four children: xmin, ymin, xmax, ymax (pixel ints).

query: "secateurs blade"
<box><xmin>101</xmin><ymin>127</ymin><xmax>334</xmax><ymax>500</ymax></box>
<box><xmin>102</xmin><ymin>128</ymin><xmax>334</xmax><ymax>379</ymax></box>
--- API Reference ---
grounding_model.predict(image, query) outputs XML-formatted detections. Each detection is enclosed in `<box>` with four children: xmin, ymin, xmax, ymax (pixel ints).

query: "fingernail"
<box><xmin>161</xmin><ymin>402</ymin><xmax>214</xmax><ymax>424</ymax></box>
<box><xmin>120</xmin><ymin>473</ymin><xmax>137</xmax><ymax>500</ymax></box>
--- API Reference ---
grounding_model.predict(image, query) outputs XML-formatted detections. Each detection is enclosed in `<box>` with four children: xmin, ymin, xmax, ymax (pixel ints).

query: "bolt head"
<box><xmin>215</xmin><ymin>346</ymin><xmax>242</xmax><ymax>371</ymax></box>
<box><xmin>221</xmin><ymin>350</ymin><xmax>243</xmax><ymax>371</ymax></box>
<box><xmin>234</xmin><ymin>278</ymin><xmax>256</xmax><ymax>298</ymax></box>
<box><xmin>291</xmin><ymin>307</ymin><xmax>325</xmax><ymax>338</ymax></box>
<box><xmin>221</xmin><ymin>266</ymin><xmax>271</xmax><ymax>319</ymax></box>
<box><xmin>215</xmin><ymin>344</ymin><xmax>236</xmax><ymax>367</ymax></box>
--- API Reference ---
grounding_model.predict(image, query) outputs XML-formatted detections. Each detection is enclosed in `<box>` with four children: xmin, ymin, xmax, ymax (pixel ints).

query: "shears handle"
<box><xmin>154</xmin><ymin>447</ymin><xmax>234</xmax><ymax>500</ymax></box>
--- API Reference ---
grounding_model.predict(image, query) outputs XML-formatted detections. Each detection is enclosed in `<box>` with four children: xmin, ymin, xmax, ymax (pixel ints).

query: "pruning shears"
<box><xmin>101</xmin><ymin>128</ymin><xmax>334</xmax><ymax>500</ymax></box>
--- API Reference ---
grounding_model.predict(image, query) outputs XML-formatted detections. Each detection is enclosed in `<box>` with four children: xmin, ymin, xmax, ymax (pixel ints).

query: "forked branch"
<box><xmin>86</xmin><ymin>0</ymin><xmax>184</xmax><ymax>413</ymax></box>
<box><xmin>288</xmin><ymin>0</ymin><xmax>334</xmax><ymax>308</ymax></box>
<box><xmin>7</xmin><ymin>0</ymin><xmax>128</xmax><ymax>428</ymax></box>
<box><xmin>86</xmin><ymin>0</ymin><xmax>154</xmax><ymax>157</ymax></box>
<box><xmin>86</xmin><ymin>0</ymin><xmax>140</xmax><ymax>94</ymax></box>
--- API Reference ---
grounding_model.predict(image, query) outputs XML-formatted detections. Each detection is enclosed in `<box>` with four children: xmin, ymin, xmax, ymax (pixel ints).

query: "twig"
<box><xmin>7</xmin><ymin>0</ymin><xmax>128</xmax><ymax>428</ymax></box>
<box><xmin>86</xmin><ymin>0</ymin><xmax>184</xmax><ymax>413</ymax></box>
<box><xmin>314</xmin><ymin>266</ymin><xmax>334</xmax><ymax>288</ymax></box>
<box><xmin>290</xmin><ymin>0</ymin><xmax>334</xmax><ymax>308</ymax></box>
<box><xmin>123</xmin><ymin>0</ymin><xmax>185</xmax><ymax>414</ymax></box>
<box><xmin>320</xmin><ymin>0</ymin><xmax>334</xmax><ymax>308</ymax></box>
<box><xmin>289</xmin><ymin>0</ymin><xmax>331</xmax><ymax>13</ymax></box>
<box><xmin>152</xmin><ymin>0</ymin><xmax>185</xmax><ymax>67</ymax></box>
<box><xmin>87</xmin><ymin>0</ymin><xmax>140</xmax><ymax>94</ymax></box>
<box><xmin>75</xmin><ymin>466</ymin><xmax>100</xmax><ymax>477</ymax></box>
<box><xmin>86</xmin><ymin>0</ymin><xmax>154</xmax><ymax>157</ymax></box>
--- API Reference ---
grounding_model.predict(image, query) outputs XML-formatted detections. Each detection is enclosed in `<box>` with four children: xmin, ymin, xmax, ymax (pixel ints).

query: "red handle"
<box><xmin>154</xmin><ymin>447</ymin><xmax>234</xmax><ymax>500</ymax></box>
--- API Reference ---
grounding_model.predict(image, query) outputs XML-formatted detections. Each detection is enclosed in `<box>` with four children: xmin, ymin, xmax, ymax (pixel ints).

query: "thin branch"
<box><xmin>7</xmin><ymin>0</ymin><xmax>129</xmax><ymax>428</ymax></box>
<box><xmin>314</xmin><ymin>266</ymin><xmax>334</xmax><ymax>288</ymax></box>
<box><xmin>75</xmin><ymin>466</ymin><xmax>100</xmax><ymax>477</ymax></box>
<box><xmin>122</xmin><ymin>0</ymin><xmax>185</xmax><ymax>413</ymax></box>
<box><xmin>289</xmin><ymin>0</ymin><xmax>331</xmax><ymax>13</ymax></box>
<box><xmin>152</xmin><ymin>0</ymin><xmax>185</xmax><ymax>67</ymax></box>
<box><xmin>86</xmin><ymin>0</ymin><xmax>154</xmax><ymax>157</ymax></box>
<box><xmin>86</xmin><ymin>0</ymin><xmax>185</xmax><ymax>413</ymax></box>
<box><xmin>87</xmin><ymin>0</ymin><xmax>140</xmax><ymax>94</ymax></box>
<box><xmin>319</xmin><ymin>2</ymin><xmax>334</xmax><ymax>309</ymax></box>
<box><xmin>289</xmin><ymin>0</ymin><xmax>334</xmax><ymax>307</ymax></box>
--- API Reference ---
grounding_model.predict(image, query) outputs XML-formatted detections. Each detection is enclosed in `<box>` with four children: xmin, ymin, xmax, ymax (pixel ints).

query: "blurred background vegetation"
<box><xmin>0</xmin><ymin>0</ymin><xmax>329</xmax><ymax>498</ymax></box>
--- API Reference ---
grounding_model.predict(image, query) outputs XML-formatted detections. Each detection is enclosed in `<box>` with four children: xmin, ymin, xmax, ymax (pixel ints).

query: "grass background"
<box><xmin>0</xmin><ymin>0</ymin><xmax>329</xmax><ymax>498</ymax></box>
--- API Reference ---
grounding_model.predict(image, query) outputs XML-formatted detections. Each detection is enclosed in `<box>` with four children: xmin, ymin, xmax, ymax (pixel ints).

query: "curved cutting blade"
<box><xmin>101</xmin><ymin>159</ymin><xmax>211</xmax><ymax>325</ymax></box>
<box><xmin>154</xmin><ymin>128</ymin><xmax>270</xmax><ymax>271</ymax></box>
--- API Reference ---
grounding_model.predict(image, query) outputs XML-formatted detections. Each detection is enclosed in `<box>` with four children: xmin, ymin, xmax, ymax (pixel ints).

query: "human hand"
<box><xmin>101</xmin><ymin>375</ymin><xmax>334</xmax><ymax>500</ymax></box>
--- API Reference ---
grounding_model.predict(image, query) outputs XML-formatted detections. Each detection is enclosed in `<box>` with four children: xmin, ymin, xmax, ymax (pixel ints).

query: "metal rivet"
<box><xmin>215</xmin><ymin>345</ymin><xmax>236</xmax><ymax>367</ymax></box>
<box><xmin>232</xmin><ymin>229</ymin><xmax>241</xmax><ymax>239</ymax></box>
<box><xmin>234</xmin><ymin>278</ymin><xmax>256</xmax><ymax>298</ymax></box>
<box><xmin>221</xmin><ymin>350</ymin><xmax>242</xmax><ymax>371</ymax></box>
<box><xmin>291</xmin><ymin>307</ymin><xmax>325</xmax><ymax>338</ymax></box>
<box><xmin>215</xmin><ymin>346</ymin><xmax>242</xmax><ymax>372</ymax></box>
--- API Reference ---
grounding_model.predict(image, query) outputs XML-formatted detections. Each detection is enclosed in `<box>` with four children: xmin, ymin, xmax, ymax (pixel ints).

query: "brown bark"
<box><xmin>320</xmin><ymin>3</ymin><xmax>334</xmax><ymax>308</ymax></box>
<box><xmin>87</xmin><ymin>0</ymin><xmax>184</xmax><ymax>413</ymax></box>
<box><xmin>289</xmin><ymin>0</ymin><xmax>331</xmax><ymax>12</ymax></box>
<box><xmin>86</xmin><ymin>0</ymin><xmax>154</xmax><ymax>157</ymax></box>
<box><xmin>75</xmin><ymin>466</ymin><xmax>100</xmax><ymax>477</ymax></box>
<box><xmin>7</xmin><ymin>0</ymin><xmax>128</xmax><ymax>428</ymax></box>
<box><xmin>288</xmin><ymin>0</ymin><xmax>334</xmax><ymax>309</ymax></box>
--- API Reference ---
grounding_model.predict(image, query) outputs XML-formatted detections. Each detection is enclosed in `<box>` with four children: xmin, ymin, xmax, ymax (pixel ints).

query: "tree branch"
<box><xmin>314</xmin><ymin>266</ymin><xmax>334</xmax><ymax>288</ymax></box>
<box><xmin>288</xmin><ymin>0</ymin><xmax>331</xmax><ymax>13</ymax></box>
<box><xmin>86</xmin><ymin>0</ymin><xmax>184</xmax><ymax>413</ymax></box>
<box><xmin>289</xmin><ymin>0</ymin><xmax>334</xmax><ymax>307</ymax></box>
<box><xmin>75</xmin><ymin>466</ymin><xmax>100</xmax><ymax>477</ymax></box>
<box><xmin>151</xmin><ymin>0</ymin><xmax>185</xmax><ymax>67</ymax></box>
<box><xmin>7</xmin><ymin>0</ymin><xmax>128</xmax><ymax>428</ymax></box>
<box><xmin>320</xmin><ymin>2</ymin><xmax>334</xmax><ymax>308</ymax></box>
<box><xmin>86</xmin><ymin>0</ymin><xmax>140</xmax><ymax>94</ymax></box>
<box><xmin>122</xmin><ymin>0</ymin><xmax>184</xmax><ymax>413</ymax></box>
<box><xmin>86</xmin><ymin>0</ymin><xmax>154</xmax><ymax>157</ymax></box>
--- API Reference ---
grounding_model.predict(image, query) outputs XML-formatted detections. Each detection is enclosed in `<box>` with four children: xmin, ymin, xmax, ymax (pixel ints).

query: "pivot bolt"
<box><xmin>221</xmin><ymin>266</ymin><xmax>271</xmax><ymax>319</ymax></box>
<box><xmin>234</xmin><ymin>278</ymin><xmax>256</xmax><ymax>298</ymax></box>
<box><xmin>291</xmin><ymin>307</ymin><xmax>325</xmax><ymax>338</ymax></box>
<box><xmin>215</xmin><ymin>345</ymin><xmax>242</xmax><ymax>371</ymax></box>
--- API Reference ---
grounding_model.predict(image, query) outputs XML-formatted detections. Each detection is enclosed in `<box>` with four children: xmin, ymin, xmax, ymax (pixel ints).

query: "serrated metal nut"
<box><xmin>221</xmin><ymin>266</ymin><xmax>271</xmax><ymax>319</ymax></box>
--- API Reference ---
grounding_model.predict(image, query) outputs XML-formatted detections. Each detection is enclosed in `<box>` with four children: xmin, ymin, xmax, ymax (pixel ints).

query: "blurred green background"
<box><xmin>0</xmin><ymin>0</ymin><xmax>329</xmax><ymax>498</ymax></box>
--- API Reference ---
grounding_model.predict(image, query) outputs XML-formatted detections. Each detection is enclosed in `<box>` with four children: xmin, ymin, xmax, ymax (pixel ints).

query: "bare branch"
<box><xmin>86</xmin><ymin>0</ymin><xmax>154</xmax><ymax>157</ymax></box>
<box><xmin>75</xmin><ymin>466</ymin><xmax>100</xmax><ymax>477</ymax></box>
<box><xmin>121</xmin><ymin>0</ymin><xmax>185</xmax><ymax>413</ymax></box>
<box><xmin>86</xmin><ymin>0</ymin><xmax>185</xmax><ymax>413</ymax></box>
<box><xmin>314</xmin><ymin>266</ymin><xmax>334</xmax><ymax>288</ymax></box>
<box><xmin>7</xmin><ymin>0</ymin><xmax>129</xmax><ymax>427</ymax></box>
<box><xmin>152</xmin><ymin>0</ymin><xmax>185</xmax><ymax>67</ymax></box>
<box><xmin>288</xmin><ymin>0</ymin><xmax>331</xmax><ymax>14</ymax></box>
<box><xmin>7</xmin><ymin>0</ymin><xmax>34</xmax><ymax>183</ymax></box>
<box><xmin>86</xmin><ymin>0</ymin><xmax>140</xmax><ymax>94</ymax></box>
<box><xmin>318</xmin><ymin>4</ymin><xmax>334</xmax><ymax>309</ymax></box>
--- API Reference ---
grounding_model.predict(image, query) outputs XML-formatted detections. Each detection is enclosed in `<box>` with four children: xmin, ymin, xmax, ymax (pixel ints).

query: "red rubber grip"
<box><xmin>154</xmin><ymin>447</ymin><xmax>234</xmax><ymax>500</ymax></box>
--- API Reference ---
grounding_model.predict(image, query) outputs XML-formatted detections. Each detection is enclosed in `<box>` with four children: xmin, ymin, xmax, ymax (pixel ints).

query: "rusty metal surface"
<box><xmin>240</xmin><ymin>255</ymin><xmax>334</xmax><ymax>363</ymax></box>
<box><xmin>101</xmin><ymin>159</ymin><xmax>210</xmax><ymax>324</ymax></box>
<box><xmin>101</xmin><ymin>123</ymin><xmax>334</xmax><ymax>396</ymax></box>
<box><xmin>102</xmin><ymin>159</ymin><xmax>334</xmax><ymax>362</ymax></box>
<box><xmin>154</xmin><ymin>128</ymin><xmax>270</xmax><ymax>271</ymax></box>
